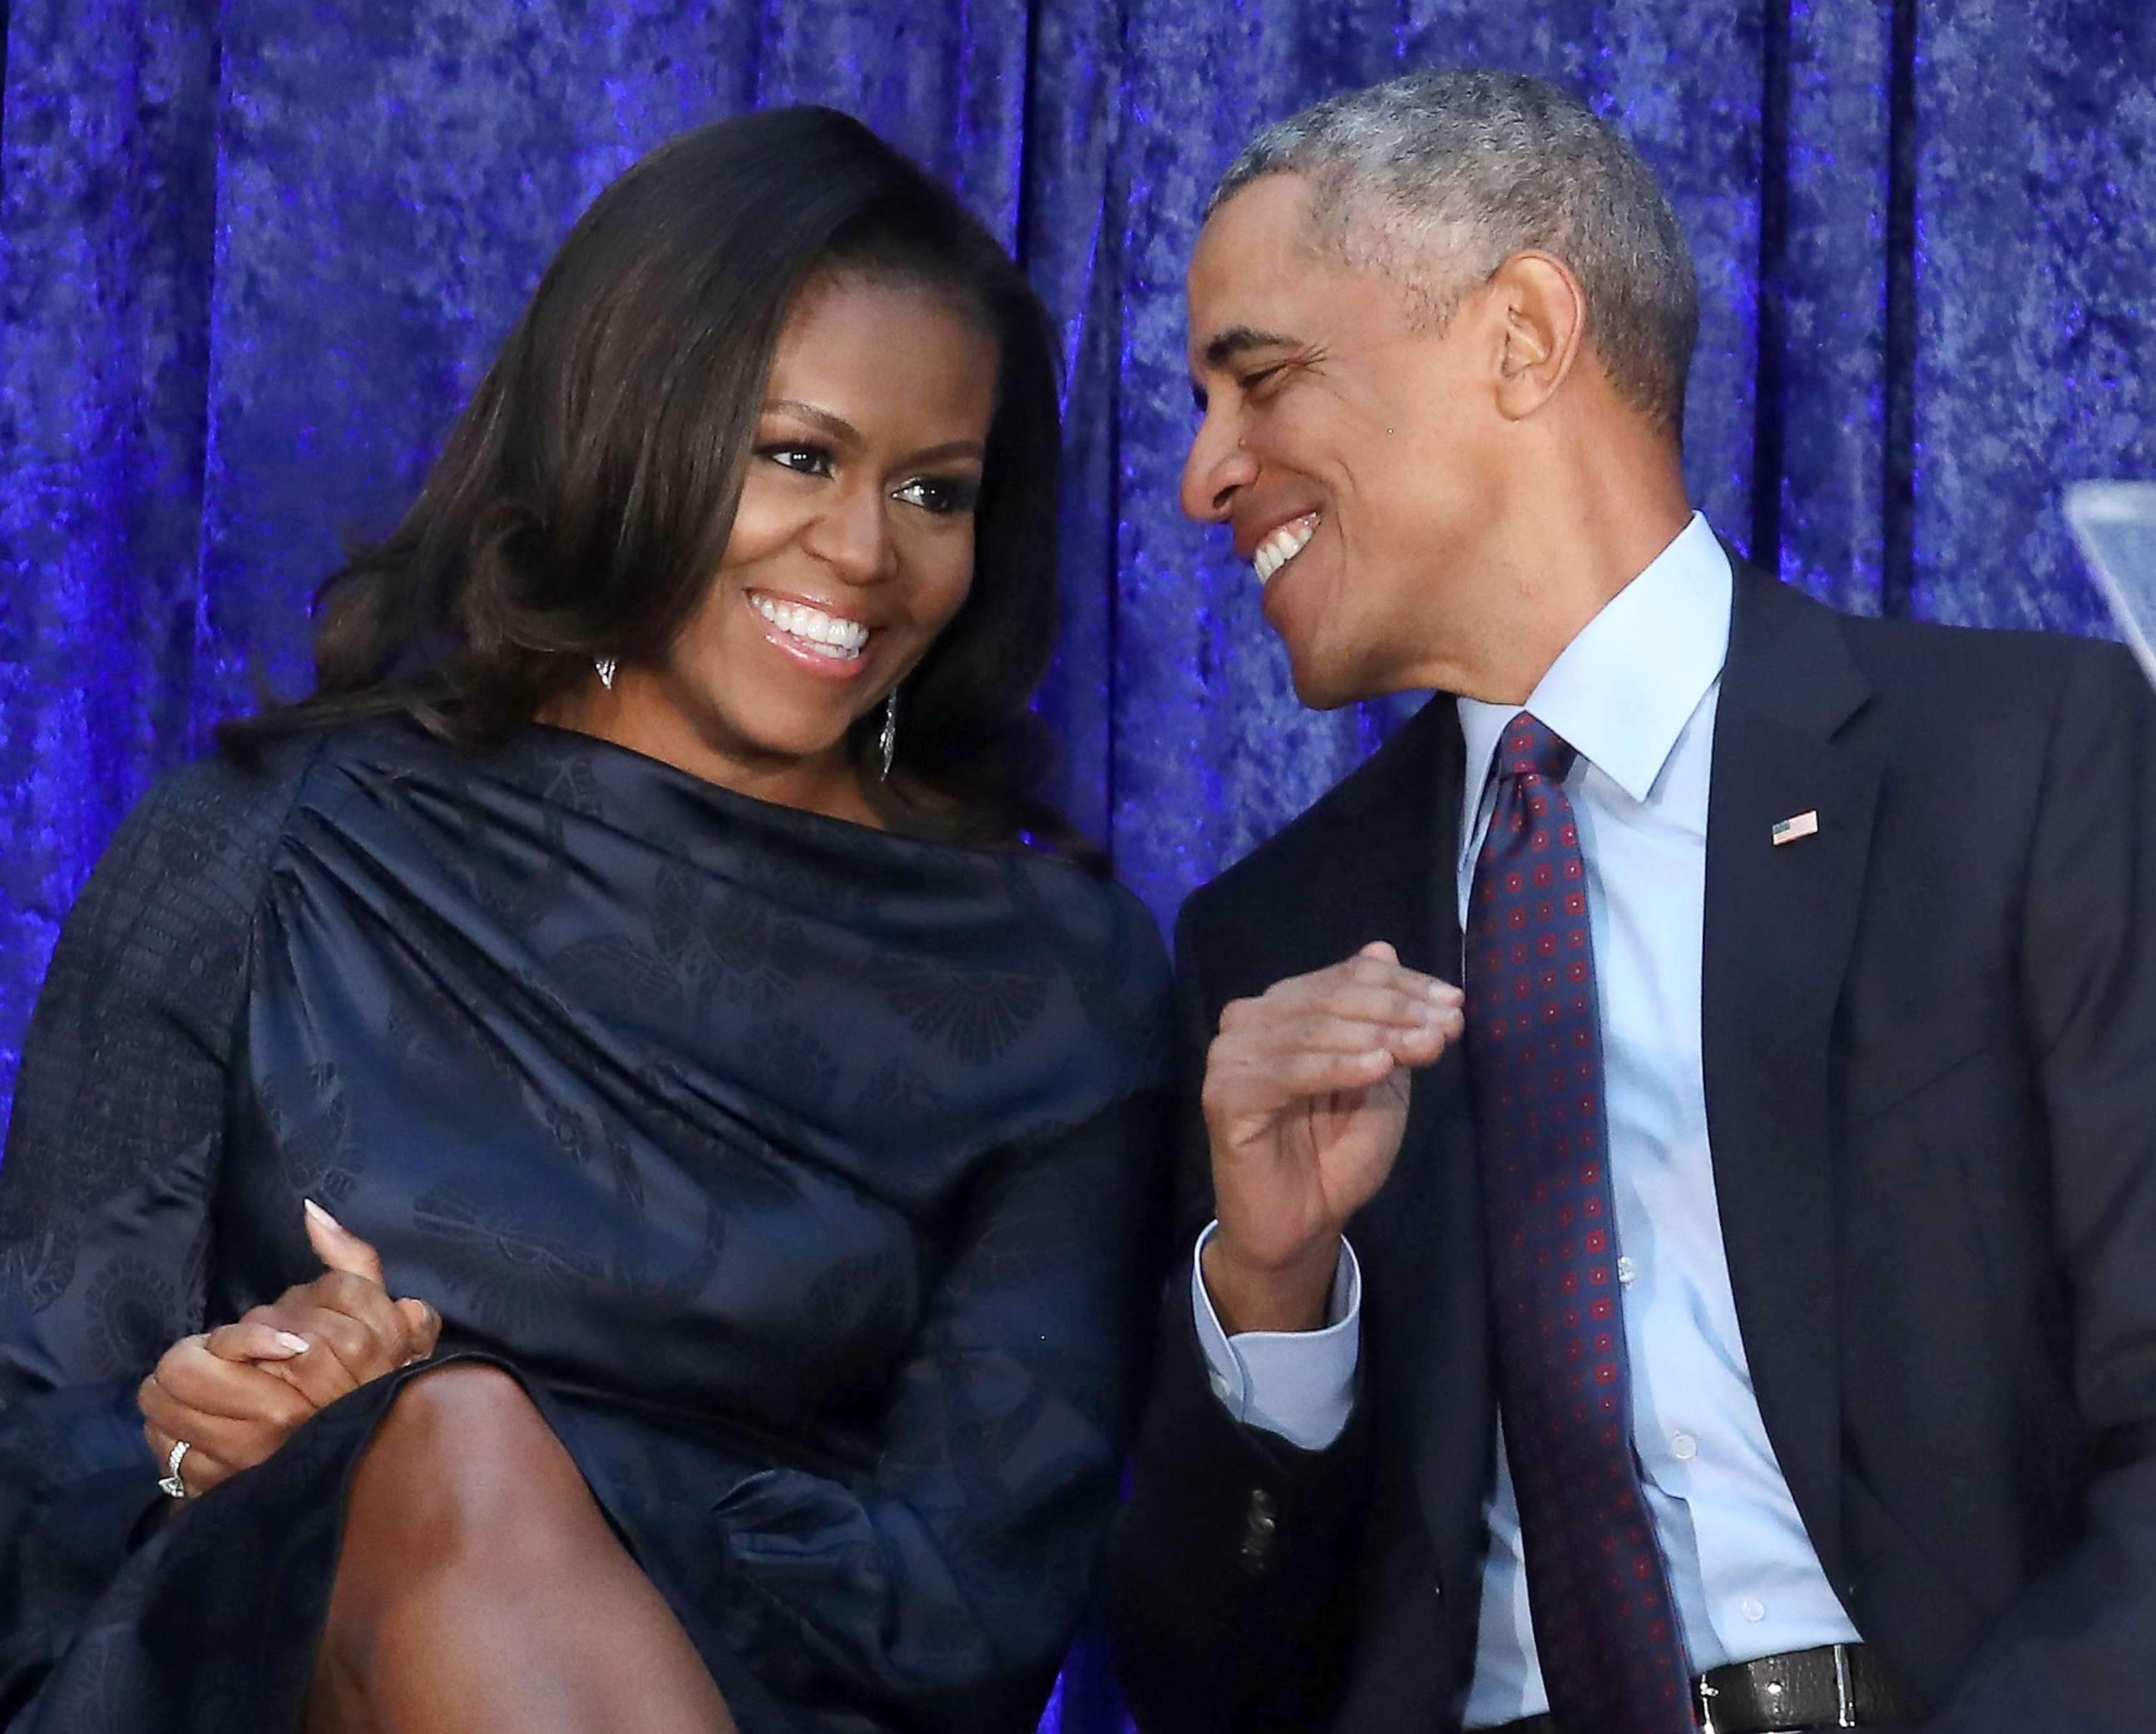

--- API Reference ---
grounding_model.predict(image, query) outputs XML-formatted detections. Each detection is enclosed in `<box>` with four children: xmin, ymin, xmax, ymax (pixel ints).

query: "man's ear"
<box><xmin>1487</xmin><ymin>250</ymin><xmax>1587</xmax><ymax>422</ymax></box>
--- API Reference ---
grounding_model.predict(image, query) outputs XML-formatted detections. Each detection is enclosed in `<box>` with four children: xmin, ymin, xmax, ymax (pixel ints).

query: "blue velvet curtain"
<box><xmin>2</xmin><ymin>3</ymin><xmax>2151</xmax><ymax>1724</ymax></box>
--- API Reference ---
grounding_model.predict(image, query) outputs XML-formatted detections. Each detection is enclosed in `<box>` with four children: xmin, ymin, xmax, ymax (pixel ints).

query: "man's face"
<box><xmin>1183</xmin><ymin>174</ymin><xmax>1507</xmax><ymax>708</ymax></box>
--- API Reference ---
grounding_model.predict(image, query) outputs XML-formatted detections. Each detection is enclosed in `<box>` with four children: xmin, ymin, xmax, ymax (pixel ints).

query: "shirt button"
<box><xmin>1616</xmin><ymin>1256</ymin><xmax>1637</xmax><ymax>1286</ymax></box>
<box><xmin>1740</xmin><ymin>1597</ymin><xmax>1767</xmax><ymax>1623</ymax></box>
<box><xmin>1670</xmin><ymin>1431</ymin><xmax>1699</xmax><ymax>1460</ymax></box>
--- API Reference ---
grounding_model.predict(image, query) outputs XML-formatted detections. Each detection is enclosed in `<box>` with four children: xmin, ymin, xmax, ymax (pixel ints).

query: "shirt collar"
<box><xmin>1457</xmin><ymin>511</ymin><xmax>1733</xmax><ymax>819</ymax></box>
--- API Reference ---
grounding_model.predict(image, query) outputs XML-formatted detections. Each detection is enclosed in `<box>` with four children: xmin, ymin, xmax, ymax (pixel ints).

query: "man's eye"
<box><xmin>763</xmin><ymin>445</ymin><xmax>833</xmax><ymax>477</ymax></box>
<box><xmin>894</xmin><ymin>477</ymin><xmax>981</xmax><ymax>516</ymax></box>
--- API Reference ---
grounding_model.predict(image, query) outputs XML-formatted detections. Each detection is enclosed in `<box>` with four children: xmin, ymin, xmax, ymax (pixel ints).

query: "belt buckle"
<box><xmin>1694</xmin><ymin>1677</ymin><xmax>1718</xmax><ymax>1734</ymax></box>
<box><xmin>1833</xmin><ymin>1643</ymin><xmax>1857</xmax><ymax>1728</ymax></box>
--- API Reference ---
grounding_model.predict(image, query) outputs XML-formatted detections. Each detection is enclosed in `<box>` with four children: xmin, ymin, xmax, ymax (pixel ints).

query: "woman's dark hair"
<box><xmin>227</xmin><ymin>106</ymin><xmax>1085</xmax><ymax>857</ymax></box>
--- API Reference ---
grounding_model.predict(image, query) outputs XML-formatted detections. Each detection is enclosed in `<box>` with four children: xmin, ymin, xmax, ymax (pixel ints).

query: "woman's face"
<box><xmin>597</xmin><ymin>274</ymin><xmax>997</xmax><ymax>819</ymax></box>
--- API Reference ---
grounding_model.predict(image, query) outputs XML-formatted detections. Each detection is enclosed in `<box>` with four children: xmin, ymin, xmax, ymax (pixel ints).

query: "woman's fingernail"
<box><xmin>1428</xmin><ymin>981</ymin><xmax>1464</xmax><ymax>1003</ymax></box>
<box><xmin>303</xmin><ymin>1198</ymin><xmax>343</xmax><ymax>1232</ymax></box>
<box><xmin>274</xmin><ymin>1331</ymin><xmax>313</xmax><ymax>1356</ymax></box>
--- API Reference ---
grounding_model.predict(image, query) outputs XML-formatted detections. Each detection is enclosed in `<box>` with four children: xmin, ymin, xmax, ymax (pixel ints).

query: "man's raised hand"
<box><xmin>1199</xmin><ymin>941</ymin><xmax>1465</xmax><ymax>1334</ymax></box>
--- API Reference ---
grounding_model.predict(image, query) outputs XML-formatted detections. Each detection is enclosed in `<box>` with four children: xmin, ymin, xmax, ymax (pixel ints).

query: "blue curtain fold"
<box><xmin>2</xmin><ymin>5</ymin><xmax>2153</xmax><ymax>1726</ymax></box>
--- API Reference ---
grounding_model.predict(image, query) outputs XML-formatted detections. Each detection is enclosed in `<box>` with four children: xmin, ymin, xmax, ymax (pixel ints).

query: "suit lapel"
<box><xmin>1321</xmin><ymin>699</ymin><xmax>1492</xmax><ymax>1586</ymax></box>
<box><xmin>1701</xmin><ymin>562</ymin><xmax>1880</xmax><ymax>1598</ymax></box>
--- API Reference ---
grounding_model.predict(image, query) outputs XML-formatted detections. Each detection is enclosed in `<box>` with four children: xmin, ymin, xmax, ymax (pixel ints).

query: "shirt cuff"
<box><xmin>1190</xmin><ymin>1221</ymin><xmax>1362</xmax><ymax>1451</ymax></box>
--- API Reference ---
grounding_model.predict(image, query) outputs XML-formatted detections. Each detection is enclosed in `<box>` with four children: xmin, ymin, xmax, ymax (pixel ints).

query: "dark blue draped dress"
<box><xmin>0</xmin><ymin>721</ymin><xmax>1173</xmax><ymax>1732</ymax></box>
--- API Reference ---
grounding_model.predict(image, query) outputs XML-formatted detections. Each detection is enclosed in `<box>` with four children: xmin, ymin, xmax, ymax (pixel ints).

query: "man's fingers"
<box><xmin>1208</xmin><ymin>1005</ymin><xmax>1466</xmax><ymax>1110</ymax></box>
<box><xmin>1372</xmin><ymin>1013</ymin><xmax>1462</xmax><ymax>1065</ymax></box>
<box><xmin>1208</xmin><ymin>1043</ymin><xmax>1399</xmax><ymax>1111</ymax></box>
<box><xmin>1224</xmin><ymin>1018</ymin><xmax>1457</xmax><ymax>1070</ymax></box>
<box><xmin>304</xmin><ymin>1198</ymin><xmax>387</xmax><ymax>1287</ymax></box>
<box><xmin>1214</xmin><ymin>992</ymin><xmax>1466</xmax><ymax>1074</ymax></box>
<box><xmin>1229</xmin><ymin>958</ymin><xmax>1462</xmax><ymax>1027</ymax></box>
<box><xmin>1339</xmin><ymin>945</ymin><xmax>1458</xmax><ymax>999</ymax></box>
<box><xmin>1244</xmin><ymin>981</ymin><xmax>1465</xmax><ymax>1036</ymax></box>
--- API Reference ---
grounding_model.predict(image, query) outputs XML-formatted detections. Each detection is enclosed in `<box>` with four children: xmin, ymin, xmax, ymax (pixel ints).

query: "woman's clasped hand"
<box><xmin>137</xmin><ymin>1203</ymin><xmax>438</xmax><ymax>1499</ymax></box>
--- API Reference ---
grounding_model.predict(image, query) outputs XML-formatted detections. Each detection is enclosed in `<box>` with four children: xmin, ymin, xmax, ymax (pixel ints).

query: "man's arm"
<box><xmin>1105</xmin><ymin>901</ymin><xmax>1461</xmax><ymax>1732</ymax></box>
<box><xmin>1925</xmin><ymin>643</ymin><xmax>2156</xmax><ymax>1732</ymax></box>
<box><xmin>1106</xmin><ymin>1264</ymin><xmax>1376</xmax><ymax>1733</ymax></box>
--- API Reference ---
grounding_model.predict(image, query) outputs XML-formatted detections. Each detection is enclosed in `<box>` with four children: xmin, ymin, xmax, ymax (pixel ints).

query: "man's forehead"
<box><xmin>1186</xmin><ymin>175</ymin><xmax>1321</xmax><ymax>363</ymax></box>
<box><xmin>1190</xmin><ymin>175</ymin><xmax>1314</xmax><ymax>282</ymax></box>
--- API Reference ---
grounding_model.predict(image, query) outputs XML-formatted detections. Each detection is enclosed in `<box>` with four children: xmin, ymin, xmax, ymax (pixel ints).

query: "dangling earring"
<box><xmin>877</xmin><ymin>690</ymin><xmax>899</xmax><ymax>782</ymax></box>
<box><xmin>594</xmin><ymin>656</ymin><xmax>617</xmax><ymax>691</ymax></box>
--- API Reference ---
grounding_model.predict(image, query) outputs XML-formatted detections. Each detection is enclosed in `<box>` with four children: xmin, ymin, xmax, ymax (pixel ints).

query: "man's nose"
<box><xmin>1181</xmin><ymin>408</ymin><xmax>1258</xmax><ymax>525</ymax></box>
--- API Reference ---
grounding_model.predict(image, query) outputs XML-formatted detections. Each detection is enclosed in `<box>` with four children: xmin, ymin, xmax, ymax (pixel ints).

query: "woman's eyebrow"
<box><xmin>904</xmin><ymin>438</ymin><xmax>987</xmax><ymax>466</ymax></box>
<box><xmin>765</xmin><ymin>400</ymin><xmax>984</xmax><ymax>467</ymax></box>
<box><xmin>764</xmin><ymin>398</ymin><xmax>862</xmax><ymax>446</ymax></box>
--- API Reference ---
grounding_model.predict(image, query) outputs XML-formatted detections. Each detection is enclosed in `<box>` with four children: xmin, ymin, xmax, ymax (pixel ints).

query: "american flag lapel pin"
<box><xmin>1771</xmin><ymin>809</ymin><xmax>1820</xmax><ymax>847</ymax></box>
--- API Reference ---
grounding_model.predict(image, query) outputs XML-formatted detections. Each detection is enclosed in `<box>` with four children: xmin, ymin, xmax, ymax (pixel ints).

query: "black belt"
<box><xmin>1492</xmin><ymin>1643</ymin><xmax>1916</xmax><ymax>1733</ymax></box>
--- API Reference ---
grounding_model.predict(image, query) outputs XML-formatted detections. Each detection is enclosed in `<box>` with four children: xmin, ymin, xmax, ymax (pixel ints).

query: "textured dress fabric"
<box><xmin>0</xmin><ymin>720</ymin><xmax>1174</xmax><ymax>1734</ymax></box>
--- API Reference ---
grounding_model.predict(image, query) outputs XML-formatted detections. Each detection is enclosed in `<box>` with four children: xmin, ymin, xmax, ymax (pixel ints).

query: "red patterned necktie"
<box><xmin>1465</xmin><ymin>712</ymin><xmax>1694</xmax><ymax>1733</ymax></box>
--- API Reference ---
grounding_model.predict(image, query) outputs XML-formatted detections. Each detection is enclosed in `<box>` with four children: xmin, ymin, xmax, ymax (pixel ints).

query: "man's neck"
<box><xmin>1435</xmin><ymin>432</ymin><xmax>1694</xmax><ymax>707</ymax></box>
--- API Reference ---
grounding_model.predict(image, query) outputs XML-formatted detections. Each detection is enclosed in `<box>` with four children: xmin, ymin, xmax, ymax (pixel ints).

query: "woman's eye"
<box><xmin>764</xmin><ymin>445</ymin><xmax>833</xmax><ymax>477</ymax></box>
<box><xmin>1239</xmin><ymin>366</ymin><xmax>1286</xmax><ymax>398</ymax></box>
<box><xmin>893</xmin><ymin>476</ymin><xmax>980</xmax><ymax>516</ymax></box>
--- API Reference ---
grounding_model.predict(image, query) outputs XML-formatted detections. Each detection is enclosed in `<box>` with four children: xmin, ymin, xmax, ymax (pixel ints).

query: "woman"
<box><xmin>0</xmin><ymin>107</ymin><xmax>1171</xmax><ymax>1733</ymax></box>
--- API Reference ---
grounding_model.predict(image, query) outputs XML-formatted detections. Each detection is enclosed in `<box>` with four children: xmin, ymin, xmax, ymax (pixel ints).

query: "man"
<box><xmin>1106</xmin><ymin>69</ymin><xmax>2156</xmax><ymax>1734</ymax></box>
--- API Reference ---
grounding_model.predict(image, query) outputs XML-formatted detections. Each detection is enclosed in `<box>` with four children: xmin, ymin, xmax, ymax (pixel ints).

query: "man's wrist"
<box><xmin>1201</xmin><ymin>1231</ymin><xmax>1343</xmax><ymax>1335</ymax></box>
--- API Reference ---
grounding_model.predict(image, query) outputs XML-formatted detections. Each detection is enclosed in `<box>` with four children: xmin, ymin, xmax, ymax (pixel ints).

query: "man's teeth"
<box><xmin>754</xmin><ymin>596</ymin><xmax>868</xmax><ymax>660</ymax></box>
<box><xmin>1252</xmin><ymin>516</ymin><xmax>1319</xmax><ymax>585</ymax></box>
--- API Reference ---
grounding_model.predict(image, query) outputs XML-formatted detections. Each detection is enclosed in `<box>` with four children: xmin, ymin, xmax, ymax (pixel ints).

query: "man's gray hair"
<box><xmin>1211</xmin><ymin>70</ymin><xmax>1699</xmax><ymax>433</ymax></box>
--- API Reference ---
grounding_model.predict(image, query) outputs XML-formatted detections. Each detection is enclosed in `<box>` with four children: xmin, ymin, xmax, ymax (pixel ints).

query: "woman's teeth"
<box><xmin>1252</xmin><ymin>515</ymin><xmax>1319</xmax><ymax>585</ymax></box>
<box><xmin>754</xmin><ymin>596</ymin><xmax>868</xmax><ymax>660</ymax></box>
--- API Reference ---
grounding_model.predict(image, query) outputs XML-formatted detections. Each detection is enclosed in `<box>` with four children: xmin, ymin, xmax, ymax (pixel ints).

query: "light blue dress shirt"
<box><xmin>1192</xmin><ymin>514</ymin><xmax>1862</xmax><ymax>1723</ymax></box>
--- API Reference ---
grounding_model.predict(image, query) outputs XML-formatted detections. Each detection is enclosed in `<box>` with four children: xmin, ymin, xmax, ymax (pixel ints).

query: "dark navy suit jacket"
<box><xmin>1108</xmin><ymin>563</ymin><xmax>2156</xmax><ymax>1732</ymax></box>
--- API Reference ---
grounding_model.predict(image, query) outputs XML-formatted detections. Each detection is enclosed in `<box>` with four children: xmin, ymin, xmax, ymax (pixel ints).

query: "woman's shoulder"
<box><xmin>20</xmin><ymin>734</ymin><xmax>336</xmax><ymax>1118</ymax></box>
<box><xmin>73</xmin><ymin>731</ymin><xmax>339</xmax><ymax>961</ymax></box>
<box><xmin>113</xmin><ymin>731</ymin><xmax>332</xmax><ymax>873</ymax></box>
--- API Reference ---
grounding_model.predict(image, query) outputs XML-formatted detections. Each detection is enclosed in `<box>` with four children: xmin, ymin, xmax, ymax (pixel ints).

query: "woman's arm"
<box><xmin>705</xmin><ymin>1085</ymin><xmax>1173</xmax><ymax>1734</ymax></box>
<box><xmin>0</xmin><ymin>745</ymin><xmax>309</xmax><ymax>1702</ymax></box>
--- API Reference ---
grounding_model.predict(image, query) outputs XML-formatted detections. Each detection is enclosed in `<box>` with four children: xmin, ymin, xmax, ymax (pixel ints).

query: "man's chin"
<box><xmin>1283</xmin><ymin>650</ymin><xmax>1375</xmax><ymax>713</ymax></box>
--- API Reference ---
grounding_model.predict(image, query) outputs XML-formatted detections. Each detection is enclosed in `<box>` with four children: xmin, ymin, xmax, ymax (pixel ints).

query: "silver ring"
<box><xmin>157</xmin><ymin>1437</ymin><xmax>192</xmax><ymax>1499</ymax></box>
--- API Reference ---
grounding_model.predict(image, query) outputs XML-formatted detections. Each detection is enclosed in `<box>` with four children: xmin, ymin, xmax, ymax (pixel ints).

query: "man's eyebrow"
<box><xmin>1199</xmin><ymin>325</ymin><xmax>1300</xmax><ymax>371</ymax></box>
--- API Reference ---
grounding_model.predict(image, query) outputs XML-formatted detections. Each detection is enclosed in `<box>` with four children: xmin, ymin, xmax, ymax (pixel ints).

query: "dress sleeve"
<box><xmin>703</xmin><ymin>1083</ymin><xmax>1174</xmax><ymax>1734</ymax></box>
<box><xmin>0</xmin><ymin>742</ymin><xmax>307</xmax><ymax>1707</ymax></box>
